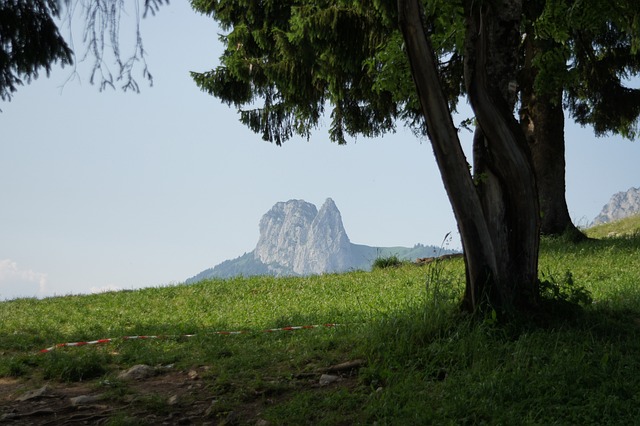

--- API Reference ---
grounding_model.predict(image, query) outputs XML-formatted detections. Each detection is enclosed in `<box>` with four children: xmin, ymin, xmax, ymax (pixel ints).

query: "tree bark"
<box><xmin>397</xmin><ymin>0</ymin><xmax>540</xmax><ymax>315</ymax></box>
<box><xmin>520</xmin><ymin>31</ymin><xmax>585</xmax><ymax>239</ymax></box>
<box><xmin>464</xmin><ymin>0</ymin><xmax>540</xmax><ymax>312</ymax></box>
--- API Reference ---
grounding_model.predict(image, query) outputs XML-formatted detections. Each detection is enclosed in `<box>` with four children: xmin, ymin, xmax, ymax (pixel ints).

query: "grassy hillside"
<box><xmin>585</xmin><ymin>214</ymin><xmax>640</xmax><ymax>239</ymax></box>
<box><xmin>1</xmin><ymin>228</ymin><xmax>640</xmax><ymax>424</ymax></box>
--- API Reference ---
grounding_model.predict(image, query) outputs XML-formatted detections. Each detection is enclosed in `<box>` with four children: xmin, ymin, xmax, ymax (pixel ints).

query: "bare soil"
<box><xmin>0</xmin><ymin>364</ymin><xmax>360</xmax><ymax>425</ymax></box>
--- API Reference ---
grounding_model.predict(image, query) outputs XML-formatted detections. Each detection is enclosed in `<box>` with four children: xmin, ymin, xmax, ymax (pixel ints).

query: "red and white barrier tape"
<box><xmin>39</xmin><ymin>323</ymin><xmax>340</xmax><ymax>353</ymax></box>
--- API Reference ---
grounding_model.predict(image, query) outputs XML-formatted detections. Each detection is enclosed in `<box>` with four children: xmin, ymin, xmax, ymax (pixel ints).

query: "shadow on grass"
<box><xmin>358</xmin><ymin>296</ymin><xmax>640</xmax><ymax>424</ymax></box>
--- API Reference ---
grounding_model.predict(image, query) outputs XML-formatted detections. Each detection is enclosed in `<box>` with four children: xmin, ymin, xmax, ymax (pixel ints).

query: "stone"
<box><xmin>1</xmin><ymin>413</ymin><xmax>18</xmax><ymax>421</ymax></box>
<box><xmin>70</xmin><ymin>395</ymin><xmax>102</xmax><ymax>406</ymax></box>
<box><xmin>204</xmin><ymin>400</ymin><xmax>219</xmax><ymax>417</ymax></box>
<box><xmin>326</xmin><ymin>359</ymin><xmax>366</xmax><ymax>373</ymax></box>
<box><xmin>117</xmin><ymin>364</ymin><xmax>156</xmax><ymax>381</ymax></box>
<box><xmin>15</xmin><ymin>385</ymin><xmax>50</xmax><ymax>401</ymax></box>
<box><xmin>221</xmin><ymin>410</ymin><xmax>238</xmax><ymax>425</ymax></box>
<box><xmin>319</xmin><ymin>374</ymin><xmax>340</xmax><ymax>386</ymax></box>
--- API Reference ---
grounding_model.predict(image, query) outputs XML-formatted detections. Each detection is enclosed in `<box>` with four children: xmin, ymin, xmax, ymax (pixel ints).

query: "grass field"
<box><xmin>1</xmin><ymin>217</ymin><xmax>640</xmax><ymax>424</ymax></box>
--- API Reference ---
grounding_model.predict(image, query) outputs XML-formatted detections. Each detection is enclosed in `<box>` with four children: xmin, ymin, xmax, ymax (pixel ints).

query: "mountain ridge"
<box><xmin>187</xmin><ymin>198</ymin><xmax>457</xmax><ymax>282</ymax></box>
<box><xmin>592</xmin><ymin>186</ymin><xmax>640</xmax><ymax>226</ymax></box>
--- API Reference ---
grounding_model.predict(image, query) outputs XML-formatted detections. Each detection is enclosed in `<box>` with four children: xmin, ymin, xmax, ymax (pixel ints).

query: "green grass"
<box><xmin>585</xmin><ymin>214</ymin><xmax>640</xmax><ymax>239</ymax></box>
<box><xmin>2</xmin><ymin>225</ymin><xmax>640</xmax><ymax>423</ymax></box>
<box><xmin>372</xmin><ymin>254</ymin><xmax>409</xmax><ymax>269</ymax></box>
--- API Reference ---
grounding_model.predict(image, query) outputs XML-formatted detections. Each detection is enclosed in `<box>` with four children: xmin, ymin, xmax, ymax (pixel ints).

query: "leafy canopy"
<box><xmin>190</xmin><ymin>0</ymin><xmax>464</xmax><ymax>145</ymax></box>
<box><xmin>191</xmin><ymin>0</ymin><xmax>640</xmax><ymax>143</ymax></box>
<box><xmin>527</xmin><ymin>0</ymin><xmax>640</xmax><ymax>138</ymax></box>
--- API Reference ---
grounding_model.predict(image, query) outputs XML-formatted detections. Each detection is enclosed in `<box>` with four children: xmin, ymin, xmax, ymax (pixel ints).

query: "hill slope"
<box><xmin>187</xmin><ymin>243</ymin><xmax>453</xmax><ymax>282</ymax></box>
<box><xmin>586</xmin><ymin>214</ymin><xmax>640</xmax><ymax>239</ymax></box>
<box><xmin>2</xmin><ymin>235</ymin><xmax>640</xmax><ymax>424</ymax></box>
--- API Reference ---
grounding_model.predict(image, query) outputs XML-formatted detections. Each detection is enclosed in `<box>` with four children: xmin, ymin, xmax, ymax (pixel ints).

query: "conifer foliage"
<box><xmin>0</xmin><ymin>0</ymin><xmax>72</xmax><ymax>101</ymax></box>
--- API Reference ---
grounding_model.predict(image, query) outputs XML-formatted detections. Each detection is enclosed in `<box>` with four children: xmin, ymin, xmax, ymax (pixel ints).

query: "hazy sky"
<box><xmin>2</xmin><ymin>2</ymin><xmax>638</xmax><ymax>300</ymax></box>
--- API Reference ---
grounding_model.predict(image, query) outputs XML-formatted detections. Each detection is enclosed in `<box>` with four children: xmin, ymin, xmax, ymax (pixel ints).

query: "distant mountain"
<box><xmin>187</xmin><ymin>198</ymin><xmax>456</xmax><ymax>283</ymax></box>
<box><xmin>592</xmin><ymin>187</ymin><xmax>640</xmax><ymax>226</ymax></box>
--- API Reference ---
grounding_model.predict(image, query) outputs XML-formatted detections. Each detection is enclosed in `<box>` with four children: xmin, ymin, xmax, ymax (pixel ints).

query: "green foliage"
<box><xmin>539</xmin><ymin>234</ymin><xmax>640</xmax><ymax>309</ymax></box>
<box><xmin>558</xmin><ymin>0</ymin><xmax>640</xmax><ymax>138</ymax></box>
<box><xmin>0</xmin><ymin>0</ymin><xmax>73</xmax><ymax>102</ymax></box>
<box><xmin>189</xmin><ymin>0</ymin><xmax>467</xmax><ymax>145</ymax></box>
<box><xmin>522</xmin><ymin>0</ymin><xmax>640</xmax><ymax>139</ymax></box>
<box><xmin>539</xmin><ymin>270</ymin><xmax>593</xmax><ymax>306</ymax></box>
<box><xmin>191</xmin><ymin>0</ymin><xmax>640</xmax><ymax>144</ymax></box>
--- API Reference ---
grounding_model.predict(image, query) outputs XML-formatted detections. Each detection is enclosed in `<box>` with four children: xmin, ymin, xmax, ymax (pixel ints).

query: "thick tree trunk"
<box><xmin>520</xmin><ymin>31</ymin><xmax>585</xmax><ymax>239</ymax></box>
<box><xmin>464</xmin><ymin>0</ymin><xmax>540</xmax><ymax>312</ymax></box>
<box><xmin>397</xmin><ymin>0</ymin><xmax>540</xmax><ymax>315</ymax></box>
<box><xmin>396</xmin><ymin>0</ymin><xmax>498</xmax><ymax>314</ymax></box>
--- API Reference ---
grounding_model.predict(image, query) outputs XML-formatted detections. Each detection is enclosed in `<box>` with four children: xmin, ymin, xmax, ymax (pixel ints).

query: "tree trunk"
<box><xmin>397</xmin><ymin>0</ymin><xmax>540</xmax><ymax>315</ymax></box>
<box><xmin>464</xmin><ymin>0</ymin><xmax>541</xmax><ymax>313</ymax></box>
<box><xmin>520</xmin><ymin>30</ymin><xmax>585</xmax><ymax>239</ymax></box>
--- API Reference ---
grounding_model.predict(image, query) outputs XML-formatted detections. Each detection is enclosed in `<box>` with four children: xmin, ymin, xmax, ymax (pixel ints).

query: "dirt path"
<box><xmin>0</xmin><ymin>363</ymin><xmax>361</xmax><ymax>425</ymax></box>
<box><xmin>1</xmin><ymin>369</ymin><xmax>226</xmax><ymax>425</ymax></box>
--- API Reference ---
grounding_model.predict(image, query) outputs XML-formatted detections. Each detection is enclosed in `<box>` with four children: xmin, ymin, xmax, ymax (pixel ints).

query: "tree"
<box><xmin>520</xmin><ymin>0</ymin><xmax>640</xmax><ymax>237</ymax></box>
<box><xmin>191</xmin><ymin>0</ymin><xmax>540</xmax><ymax>315</ymax></box>
<box><xmin>520</xmin><ymin>10</ymin><xmax>577</xmax><ymax>237</ymax></box>
<box><xmin>0</xmin><ymin>0</ymin><xmax>168</xmax><ymax>102</ymax></box>
<box><xmin>405</xmin><ymin>0</ymin><xmax>540</xmax><ymax>313</ymax></box>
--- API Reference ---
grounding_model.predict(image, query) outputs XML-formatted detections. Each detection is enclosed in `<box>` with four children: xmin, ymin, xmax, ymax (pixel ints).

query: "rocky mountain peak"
<box><xmin>254</xmin><ymin>198</ymin><xmax>353</xmax><ymax>275</ymax></box>
<box><xmin>254</xmin><ymin>200</ymin><xmax>318</xmax><ymax>271</ymax></box>
<box><xmin>309</xmin><ymin>198</ymin><xmax>347</xmax><ymax>244</ymax></box>
<box><xmin>592</xmin><ymin>187</ymin><xmax>640</xmax><ymax>225</ymax></box>
<box><xmin>301</xmin><ymin>198</ymin><xmax>353</xmax><ymax>274</ymax></box>
<box><xmin>186</xmin><ymin>199</ymin><xmax>460</xmax><ymax>282</ymax></box>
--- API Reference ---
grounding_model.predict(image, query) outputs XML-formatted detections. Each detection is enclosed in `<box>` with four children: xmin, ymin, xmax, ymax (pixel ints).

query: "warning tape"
<box><xmin>39</xmin><ymin>323</ymin><xmax>340</xmax><ymax>353</ymax></box>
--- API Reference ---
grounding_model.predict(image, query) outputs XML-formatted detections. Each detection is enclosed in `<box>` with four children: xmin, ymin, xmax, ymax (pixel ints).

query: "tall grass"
<box><xmin>1</xmin><ymin>233</ymin><xmax>640</xmax><ymax>424</ymax></box>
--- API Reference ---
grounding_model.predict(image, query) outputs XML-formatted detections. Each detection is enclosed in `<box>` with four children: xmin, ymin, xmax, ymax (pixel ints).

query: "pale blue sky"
<box><xmin>1</xmin><ymin>2</ymin><xmax>638</xmax><ymax>300</ymax></box>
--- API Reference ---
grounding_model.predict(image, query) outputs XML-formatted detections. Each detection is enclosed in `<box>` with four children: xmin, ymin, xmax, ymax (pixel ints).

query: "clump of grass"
<box><xmin>372</xmin><ymin>254</ymin><xmax>405</xmax><ymax>269</ymax></box>
<box><xmin>5</xmin><ymin>355</ymin><xmax>34</xmax><ymax>377</ymax></box>
<box><xmin>41</xmin><ymin>349</ymin><xmax>111</xmax><ymax>382</ymax></box>
<box><xmin>104</xmin><ymin>413</ymin><xmax>140</xmax><ymax>426</ymax></box>
<box><xmin>539</xmin><ymin>270</ymin><xmax>593</xmax><ymax>307</ymax></box>
<box><xmin>133</xmin><ymin>393</ymin><xmax>172</xmax><ymax>416</ymax></box>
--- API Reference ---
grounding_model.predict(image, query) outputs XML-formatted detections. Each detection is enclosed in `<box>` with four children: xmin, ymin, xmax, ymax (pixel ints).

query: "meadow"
<box><xmin>1</xmin><ymin>219</ymin><xmax>640</xmax><ymax>424</ymax></box>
